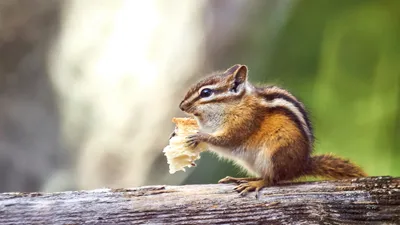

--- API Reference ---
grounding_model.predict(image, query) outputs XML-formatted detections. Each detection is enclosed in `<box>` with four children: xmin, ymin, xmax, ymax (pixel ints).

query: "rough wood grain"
<box><xmin>0</xmin><ymin>176</ymin><xmax>399</xmax><ymax>224</ymax></box>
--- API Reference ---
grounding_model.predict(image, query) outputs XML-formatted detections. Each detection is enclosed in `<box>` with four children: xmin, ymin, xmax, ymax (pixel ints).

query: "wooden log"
<box><xmin>0</xmin><ymin>176</ymin><xmax>399</xmax><ymax>224</ymax></box>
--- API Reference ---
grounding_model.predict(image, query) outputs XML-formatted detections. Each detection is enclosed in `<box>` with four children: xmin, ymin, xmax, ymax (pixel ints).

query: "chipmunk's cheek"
<box><xmin>194</xmin><ymin>105</ymin><xmax>206</xmax><ymax>115</ymax></box>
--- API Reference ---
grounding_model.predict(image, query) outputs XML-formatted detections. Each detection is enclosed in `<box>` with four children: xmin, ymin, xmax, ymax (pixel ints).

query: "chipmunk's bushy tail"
<box><xmin>306</xmin><ymin>154</ymin><xmax>367</xmax><ymax>179</ymax></box>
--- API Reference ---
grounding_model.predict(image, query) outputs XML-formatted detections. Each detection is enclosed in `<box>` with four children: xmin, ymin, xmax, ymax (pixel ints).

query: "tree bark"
<box><xmin>0</xmin><ymin>176</ymin><xmax>399</xmax><ymax>224</ymax></box>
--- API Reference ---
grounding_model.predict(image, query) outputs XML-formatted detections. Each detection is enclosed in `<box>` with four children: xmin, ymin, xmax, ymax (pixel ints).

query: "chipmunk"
<box><xmin>179</xmin><ymin>64</ymin><xmax>367</xmax><ymax>197</ymax></box>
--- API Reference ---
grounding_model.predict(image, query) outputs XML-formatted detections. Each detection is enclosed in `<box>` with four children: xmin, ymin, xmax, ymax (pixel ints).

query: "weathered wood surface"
<box><xmin>0</xmin><ymin>176</ymin><xmax>399</xmax><ymax>224</ymax></box>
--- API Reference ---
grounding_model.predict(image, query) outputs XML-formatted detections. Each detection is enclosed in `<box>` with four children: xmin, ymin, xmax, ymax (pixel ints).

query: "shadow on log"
<box><xmin>0</xmin><ymin>176</ymin><xmax>399</xmax><ymax>224</ymax></box>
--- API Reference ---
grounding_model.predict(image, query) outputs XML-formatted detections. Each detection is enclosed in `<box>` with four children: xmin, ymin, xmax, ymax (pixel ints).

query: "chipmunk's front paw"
<box><xmin>185</xmin><ymin>132</ymin><xmax>207</xmax><ymax>148</ymax></box>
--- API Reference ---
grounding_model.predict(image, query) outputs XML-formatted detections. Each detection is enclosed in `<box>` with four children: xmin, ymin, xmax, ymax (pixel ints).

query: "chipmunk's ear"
<box><xmin>225</xmin><ymin>64</ymin><xmax>248</xmax><ymax>84</ymax></box>
<box><xmin>225</xmin><ymin>64</ymin><xmax>248</xmax><ymax>92</ymax></box>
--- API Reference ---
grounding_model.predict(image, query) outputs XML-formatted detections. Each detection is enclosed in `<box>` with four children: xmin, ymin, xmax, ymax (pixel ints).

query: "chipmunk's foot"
<box><xmin>218</xmin><ymin>176</ymin><xmax>262</xmax><ymax>184</ymax></box>
<box><xmin>234</xmin><ymin>180</ymin><xmax>267</xmax><ymax>198</ymax></box>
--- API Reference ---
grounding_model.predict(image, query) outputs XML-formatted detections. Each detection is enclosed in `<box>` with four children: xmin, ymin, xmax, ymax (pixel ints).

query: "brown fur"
<box><xmin>256</xmin><ymin>87</ymin><xmax>314</xmax><ymax>142</ymax></box>
<box><xmin>248</xmin><ymin>107</ymin><xmax>311</xmax><ymax>183</ymax></box>
<box><xmin>203</xmin><ymin>95</ymin><xmax>264</xmax><ymax>147</ymax></box>
<box><xmin>307</xmin><ymin>154</ymin><xmax>367</xmax><ymax>179</ymax></box>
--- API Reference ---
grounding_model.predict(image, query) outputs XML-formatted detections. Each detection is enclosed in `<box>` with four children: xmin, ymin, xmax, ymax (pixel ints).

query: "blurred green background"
<box><xmin>185</xmin><ymin>0</ymin><xmax>400</xmax><ymax>184</ymax></box>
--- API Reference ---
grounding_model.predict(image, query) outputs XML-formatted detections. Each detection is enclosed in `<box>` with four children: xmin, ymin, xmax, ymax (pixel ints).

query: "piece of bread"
<box><xmin>163</xmin><ymin>117</ymin><xmax>208</xmax><ymax>174</ymax></box>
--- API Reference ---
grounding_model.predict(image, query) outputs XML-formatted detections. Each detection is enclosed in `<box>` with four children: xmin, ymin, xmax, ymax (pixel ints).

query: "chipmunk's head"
<box><xmin>179</xmin><ymin>64</ymin><xmax>250</xmax><ymax>131</ymax></box>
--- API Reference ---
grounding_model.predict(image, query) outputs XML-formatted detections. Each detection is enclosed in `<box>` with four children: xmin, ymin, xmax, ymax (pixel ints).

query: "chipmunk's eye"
<box><xmin>200</xmin><ymin>88</ymin><xmax>213</xmax><ymax>98</ymax></box>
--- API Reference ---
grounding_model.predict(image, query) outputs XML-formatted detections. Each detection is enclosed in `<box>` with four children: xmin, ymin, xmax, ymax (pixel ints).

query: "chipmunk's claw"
<box><xmin>169</xmin><ymin>131</ymin><xmax>176</xmax><ymax>140</ymax></box>
<box><xmin>219</xmin><ymin>176</ymin><xmax>266</xmax><ymax>198</ymax></box>
<box><xmin>185</xmin><ymin>133</ymin><xmax>200</xmax><ymax>148</ymax></box>
<box><xmin>233</xmin><ymin>180</ymin><xmax>266</xmax><ymax>198</ymax></box>
<box><xmin>185</xmin><ymin>132</ymin><xmax>209</xmax><ymax>148</ymax></box>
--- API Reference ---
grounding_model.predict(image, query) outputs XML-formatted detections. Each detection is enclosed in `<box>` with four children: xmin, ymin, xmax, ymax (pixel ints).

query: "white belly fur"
<box><xmin>207</xmin><ymin>145</ymin><xmax>271</xmax><ymax>177</ymax></box>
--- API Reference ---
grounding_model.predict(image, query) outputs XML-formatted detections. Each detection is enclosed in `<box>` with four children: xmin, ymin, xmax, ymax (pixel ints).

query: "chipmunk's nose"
<box><xmin>179</xmin><ymin>101</ymin><xmax>187</xmax><ymax>111</ymax></box>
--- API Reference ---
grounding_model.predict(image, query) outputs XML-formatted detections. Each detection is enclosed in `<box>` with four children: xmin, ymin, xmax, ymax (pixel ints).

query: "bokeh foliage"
<box><xmin>185</xmin><ymin>0</ymin><xmax>400</xmax><ymax>184</ymax></box>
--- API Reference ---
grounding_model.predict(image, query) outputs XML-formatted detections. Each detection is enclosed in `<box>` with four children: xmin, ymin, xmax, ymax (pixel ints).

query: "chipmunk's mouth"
<box><xmin>185</xmin><ymin>111</ymin><xmax>199</xmax><ymax>117</ymax></box>
<box><xmin>184</xmin><ymin>108</ymin><xmax>200</xmax><ymax>117</ymax></box>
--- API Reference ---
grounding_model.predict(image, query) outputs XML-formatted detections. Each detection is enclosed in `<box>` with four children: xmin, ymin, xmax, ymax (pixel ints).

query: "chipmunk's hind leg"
<box><xmin>219</xmin><ymin>176</ymin><xmax>267</xmax><ymax>198</ymax></box>
<box><xmin>234</xmin><ymin>179</ymin><xmax>268</xmax><ymax>198</ymax></box>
